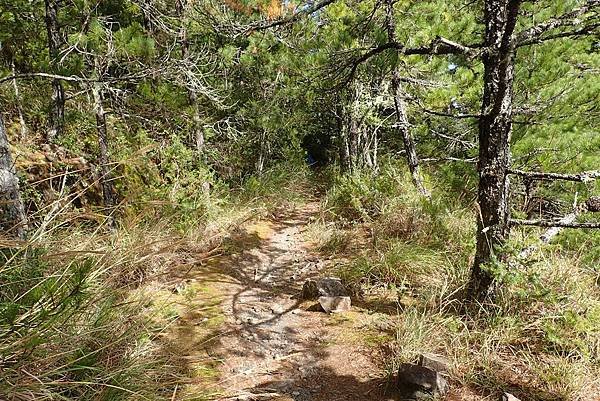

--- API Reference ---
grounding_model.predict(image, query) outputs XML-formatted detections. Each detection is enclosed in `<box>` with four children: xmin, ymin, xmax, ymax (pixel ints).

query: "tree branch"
<box><xmin>339</xmin><ymin>37</ymin><xmax>482</xmax><ymax>84</ymax></box>
<box><xmin>508</xmin><ymin>169</ymin><xmax>600</xmax><ymax>182</ymax></box>
<box><xmin>509</xmin><ymin>218</ymin><xmax>600</xmax><ymax>229</ymax></box>
<box><xmin>0</xmin><ymin>72</ymin><xmax>153</xmax><ymax>85</ymax></box>
<box><xmin>245</xmin><ymin>0</ymin><xmax>338</xmax><ymax>33</ymax></box>
<box><xmin>516</xmin><ymin>0</ymin><xmax>600</xmax><ymax>47</ymax></box>
<box><xmin>0</xmin><ymin>72</ymin><xmax>93</xmax><ymax>84</ymax></box>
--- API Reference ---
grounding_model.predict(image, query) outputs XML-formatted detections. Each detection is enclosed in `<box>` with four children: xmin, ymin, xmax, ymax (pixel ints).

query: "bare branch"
<box><xmin>508</xmin><ymin>169</ymin><xmax>600</xmax><ymax>182</ymax></box>
<box><xmin>509</xmin><ymin>218</ymin><xmax>600</xmax><ymax>229</ymax></box>
<box><xmin>421</xmin><ymin>156</ymin><xmax>478</xmax><ymax>163</ymax></box>
<box><xmin>0</xmin><ymin>71</ymin><xmax>154</xmax><ymax>85</ymax></box>
<box><xmin>247</xmin><ymin>0</ymin><xmax>338</xmax><ymax>33</ymax></box>
<box><xmin>339</xmin><ymin>37</ymin><xmax>482</xmax><ymax>84</ymax></box>
<box><xmin>0</xmin><ymin>72</ymin><xmax>92</xmax><ymax>84</ymax></box>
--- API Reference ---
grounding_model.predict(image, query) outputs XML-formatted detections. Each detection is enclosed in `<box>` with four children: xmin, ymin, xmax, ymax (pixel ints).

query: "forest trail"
<box><xmin>168</xmin><ymin>201</ymin><xmax>398</xmax><ymax>401</ymax></box>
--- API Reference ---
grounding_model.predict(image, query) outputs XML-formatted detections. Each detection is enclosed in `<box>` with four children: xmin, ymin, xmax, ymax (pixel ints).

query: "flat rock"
<box><xmin>302</xmin><ymin>277</ymin><xmax>349</xmax><ymax>300</ymax></box>
<box><xmin>419</xmin><ymin>353</ymin><xmax>450</xmax><ymax>374</ymax></box>
<box><xmin>397</xmin><ymin>363</ymin><xmax>448</xmax><ymax>399</ymax></box>
<box><xmin>318</xmin><ymin>296</ymin><xmax>351</xmax><ymax>313</ymax></box>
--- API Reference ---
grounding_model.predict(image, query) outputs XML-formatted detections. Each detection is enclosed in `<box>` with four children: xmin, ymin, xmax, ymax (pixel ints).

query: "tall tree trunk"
<box><xmin>385</xmin><ymin>0</ymin><xmax>429</xmax><ymax>198</ymax></box>
<box><xmin>0</xmin><ymin>112</ymin><xmax>27</xmax><ymax>239</ymax></box>
<box><xmin>44</xmin><ymin>0</ymin><xmax>65</xmax><ymax>142</ymax></box>
<box><xmin>11</xmin><ymin>60</ymin><xmax>27</xmax><ymax>139</ymax></box>
<box><xmin>467</xmin><ymin>0</ymin><xmax>522</xmax><ymax>302</ymax></box>
<box><xmin>92</xmin><ymin>79</ymin><xmax>113</xmax><ymax>209</ymax></box>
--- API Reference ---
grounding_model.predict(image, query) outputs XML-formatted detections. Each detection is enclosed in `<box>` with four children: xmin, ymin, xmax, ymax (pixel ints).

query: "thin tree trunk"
<box><xmin>11</xmin><ymin>61</ymin><xmax>27</xmax><ymax>139</ymax></box>
<box><xmin>349</xmin><ymin>106</ymin><xmax>359</xmax><ymax>171</ymax></box>
<box><xmin>256</xmin><ymin>130</ymin><xmax>268</xmax><ymax>176</ymax></box>
<box><xmin>91</xmin><ymin>78</ymin><xmax>113</xmax><ymax>209</ymax></box>
<box><xmin>44</xmin><ymin>0</ymin><xmax>65</xmax><ymax>142</ymax></box>
<box><xmin>191</xmin><ymin>94</ymin><xmax>204</xmax><ymax>153</ymax></box>
<box><xmin>467</xmin><ymin>0</ymin><xmax>522</xmax><ymax>302</ymax></box>
<box><xmin>176</xmin><ymin>0</ymin><xmax>205</xmax><ymax>155</ymax></box>
<box><xmin>0</xmin><ymin>112</ymin><xmax>26</xmax><ymax>239</ymax></box>
<box><xmin>385</xmin><ymin>0</ymin><xmax>429</xmax><ymax>198</ymax></box>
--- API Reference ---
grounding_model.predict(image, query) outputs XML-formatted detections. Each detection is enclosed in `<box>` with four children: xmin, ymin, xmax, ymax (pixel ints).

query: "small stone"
<box><xmin>397</xmin><ymin>363</ymin><xmax>448</xmax><ymax>398</ymax></box>
<box><xmin>501</xmin><ymin>393</ymin><xmax>521</xmax><ymax>401</ymax></box>
<box><xmin>419</xmin><ymin>353</ymin><xmax>450</xmax><ymax>374</ymax></box>
<box><xmin>302</xmin><ymin>277</ymin><xmax>349</xmax><ymax>300</ymax></box>
<box><xmin>292</xmin><ymin>391</ymin><xmax>300</xmax><ymax>396</ymax></box>
<box><xmin>318</xmin><ymin>296</ymin><xmax>351</xmax><ymax>313</ymax></box>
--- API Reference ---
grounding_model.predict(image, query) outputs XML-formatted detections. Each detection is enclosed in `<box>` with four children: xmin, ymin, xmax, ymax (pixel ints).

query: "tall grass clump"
<box><xmin>0</xmin><ymin>239</ymin><xmax>169</xmax><ymax>400</ymax></box>
<box><xmin>323</xmin><ymin>160</ymin><xmax>474</xmax><ymax>292</ymax></box>
<box><xmin>239</xmin><ymin>161</ymin><xmax>315</xmax><ymax>211</ymax></box>
<box><xmin>1</xmin><ymin>170</ymin><xmax>226</xmax><ymax>400</ymax></box>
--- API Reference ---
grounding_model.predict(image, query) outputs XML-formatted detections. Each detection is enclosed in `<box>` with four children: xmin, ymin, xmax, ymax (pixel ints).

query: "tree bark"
<box><xmin>44</xmin><ymin>0</ymin><xmax>65</xmax><ymax>142</ymax></box>
<box><xmin>467</xmin><ymin>0</ymin><xmax>522</xmax><ymax>302</ymax></box>
<box><xmin>0</xmin><ymin>112</ymin><xmax>27</xmax><ymax>239</ymax></box>
<box><xmin>384</xmin><ymin>0</ymin><xmax>429</xmax><ymax>198</ymax></box>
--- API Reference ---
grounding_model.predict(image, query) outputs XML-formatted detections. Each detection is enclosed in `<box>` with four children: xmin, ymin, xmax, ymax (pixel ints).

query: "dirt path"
<box><xmin>172</xmin><ymin>202</ymin><xmax>398</xmax><ymax>401</ymax></box>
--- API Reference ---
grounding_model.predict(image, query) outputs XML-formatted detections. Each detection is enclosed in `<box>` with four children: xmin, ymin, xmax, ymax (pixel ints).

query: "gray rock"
<box><xmin>302</xmin><ymin>277</ymin><xmax>348</xmax><ymax>300</ymax></box>
<box><xmin>419</xmin><ymin>353</ymin><xmax>450</xmax><ymax>374</ymax></box>
<box><xmin>318</xmin><ymin>296</ymin><xmax>351</xmax><ymax>313</ymax></box>
<box><xmin>501</xmin><ymin>393</ymin><xmax>521</xmax><ymax>401</ymax></box>
<box><xmin>397</xmin><ymin>363</ymin><xmax>448</xmax><ymax>399</ymax></box>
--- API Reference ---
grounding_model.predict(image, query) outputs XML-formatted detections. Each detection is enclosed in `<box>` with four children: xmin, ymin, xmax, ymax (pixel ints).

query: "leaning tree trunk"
<box><xmin>0</xmin><ymin>112</ymin><xmax>27</xmax><ymax>239</ymax></box>
<box><xmin>385</xmin><ymin>0</ymin><xmax>429</xmax><ymax>198</ymax></box>
<box><xmin>44</xmin><ymin>0</ymin><xmax>65</xmax><ymax>142</ymax></box>
<box><xmin>467</xmin><ymin>0</ymin><xmax>522</xmax><ymax>302</ymax></box>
